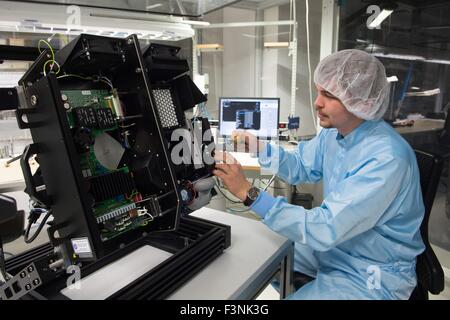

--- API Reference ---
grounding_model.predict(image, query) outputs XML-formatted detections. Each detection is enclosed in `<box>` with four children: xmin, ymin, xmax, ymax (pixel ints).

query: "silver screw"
<box><xmin>30</xmin><ymin>95</ymin><xmax>38</xmax><ymax>106</ymax></box>
<box><xmin>63</xmin><ymin>103</ymin><xmax>70</xmax><ymax>110</ymax></box>
<box><xmin>135</xmin><ymin>68</ymin><xmax>142</xmax><ymax>73</ymax></box>
<box><xmin>127</xmin><ymin>38</ymin><xmax>133</xmax><ymax>44</ymax></box>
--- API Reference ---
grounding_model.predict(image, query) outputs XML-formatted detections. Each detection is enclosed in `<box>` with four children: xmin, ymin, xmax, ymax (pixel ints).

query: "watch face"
<box><xmin>248</xmin><ymin>187</ymin><xmax>260</xmax><ymax>200</ymax></box>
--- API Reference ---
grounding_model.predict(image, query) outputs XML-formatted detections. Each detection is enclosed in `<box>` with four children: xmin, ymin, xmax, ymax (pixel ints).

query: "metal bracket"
<box><xmin>20</xmin><ymin>143</ymin><xmax>52</xmax><ymax>206</ymax></box>
<box><xmin>15</xmin><ymin>107</ymin><xmax>37</xmax><ymax>129</ymax></box>
<box><xmin>0</xmin><ymin>88</ymin><xmax>19</xmax><ymax>111</ymax></box>
<box><xmin>0</xmin><ymin>263</ymin><xmax>42</xmax><ymax>300</ymax></box>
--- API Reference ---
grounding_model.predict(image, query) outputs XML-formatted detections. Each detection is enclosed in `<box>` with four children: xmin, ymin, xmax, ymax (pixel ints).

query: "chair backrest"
<box><xmin>414</xmin><ymin>149</ymin><xmax>445</xmax><ymax>294</ymax></box>
<box><xmin>439</xmin><ymin>112</ymin><xmax>450</xmax><ymax>145</ymax></box>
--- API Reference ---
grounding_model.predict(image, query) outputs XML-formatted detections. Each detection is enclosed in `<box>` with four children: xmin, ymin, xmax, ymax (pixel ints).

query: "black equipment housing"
<box><xmin>15</xmin><ymin>34</ymin><xmax>187</xmax><ymax>265</ymax></box>
<box><xmin>142</xmin><ymin>44</ymin><xmax>215</xmax><ymax>190</ymax></box>
<box><xmin>2</xmin><ymin>34</ymin><xmax>227</xmax><ymax>300</ymax></box>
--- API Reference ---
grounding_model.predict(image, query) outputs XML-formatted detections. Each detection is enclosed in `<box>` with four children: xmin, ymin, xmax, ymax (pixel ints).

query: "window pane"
<box><xmin>339</xmin><ymin>1</ymin><xmax>450</xmax><ymax>121</ymax></box>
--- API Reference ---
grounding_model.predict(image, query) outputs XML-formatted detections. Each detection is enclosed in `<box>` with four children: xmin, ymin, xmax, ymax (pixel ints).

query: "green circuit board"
<box><xmin>62</xmin><ymin>89</ymin><xmax>118</xmax><ymax>130</ymax></box>
<box><xmin>62</xmin><ymin>89</ymin><xmax>151</xmax><ymax>242</ymax></box>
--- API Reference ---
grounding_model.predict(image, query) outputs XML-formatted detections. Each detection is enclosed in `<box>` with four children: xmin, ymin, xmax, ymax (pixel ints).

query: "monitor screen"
<box><xmin>219</xmin><ymin>97</ymin><xmax>280</xmax><ymax>138</ymax></box>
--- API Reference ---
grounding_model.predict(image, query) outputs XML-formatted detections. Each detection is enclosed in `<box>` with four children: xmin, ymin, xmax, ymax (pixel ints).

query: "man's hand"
<box><xmin>213</xmin><ymin>151</ymin><xmax>252</xmax><ymax>201</ymax></box>
<box><xmin>231</xmin><ymin>130</ymin><xmax>266</xmax><ymax>154</ymax></box>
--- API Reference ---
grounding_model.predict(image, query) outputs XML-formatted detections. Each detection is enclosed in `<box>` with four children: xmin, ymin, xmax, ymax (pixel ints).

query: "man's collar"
<box><xmin>336</xmin><ymin>120</ymin><xmax>372</xmax><ymax>147</ymax></box>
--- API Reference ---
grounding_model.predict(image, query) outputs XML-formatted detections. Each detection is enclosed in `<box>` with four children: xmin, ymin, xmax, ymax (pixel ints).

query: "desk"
<box><xmin>0</xmin><ymin>158</ymin><xmax>31</xmax><ymax>193</ymax></box>
<box><xmin>168</xmin><ymin>209</ymin><xmax>294</xmax><ymax>300</ymax></box>
<box><xmin>60</xmin><ymin>208</ymin><xmax>294</xmax><ymax>300</ymax></box>
<box><xmin>394</xmin><ymin>119</ymin><xmax>445</xmax><ymax>136</ymax></box>
<box><xmin>394</xmin><ymin>119</ymin><xmax>445</xmax><ymax>147</ymax></box>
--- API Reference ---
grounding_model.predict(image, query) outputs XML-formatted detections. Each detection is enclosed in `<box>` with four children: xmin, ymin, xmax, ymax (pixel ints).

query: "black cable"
<box><xmin>24</xmin><ymin>209</ymin><xmax>52</xmax><ymax>244</ymax></box>
<box><xmin>214</xmin><ymin>182</ymin><xmax>242</xmax><ymax>204</ymax></box>
<box><xmin>6</xmin><ymin>154</ymin><xmax>21</xmax><ymax>165</ymax></box>
<box><xmin>258</xmin><ymin>179</ymin><xmax>287</xmax><ymax>190</ymax></box>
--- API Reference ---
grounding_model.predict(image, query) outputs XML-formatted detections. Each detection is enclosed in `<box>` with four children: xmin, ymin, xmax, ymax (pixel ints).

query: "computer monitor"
<box><xmin>218</xmin><ymin>97</ymin><xmax>280</xmax><ymax>139</ymax></box>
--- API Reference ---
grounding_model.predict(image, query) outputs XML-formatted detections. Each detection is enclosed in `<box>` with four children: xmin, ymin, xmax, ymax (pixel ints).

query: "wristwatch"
<box><xmin>243</xmin><ymin>186</ymin><xmax>261</xmax><ymax>207</ymax></box>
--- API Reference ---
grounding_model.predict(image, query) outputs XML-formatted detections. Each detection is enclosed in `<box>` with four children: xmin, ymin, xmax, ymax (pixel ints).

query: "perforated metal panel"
<box><xmin>152</xmin><ymin>89</ymin><xmax>179</xmax><ymax>128</ymax></box>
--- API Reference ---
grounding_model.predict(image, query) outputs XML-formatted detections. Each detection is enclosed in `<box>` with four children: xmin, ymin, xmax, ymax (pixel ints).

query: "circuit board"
<box><xmin>62</xmin><ymin>89</ymin><xmax>153</xmax><ymax>242</ymax></box>
<box><xmin>62</xmin><ymin>89</ymin><xmax>121</xmax><ymax>179</ymax></box>
<box><xmin>62</xmin><ymin>89</ymin><xmax>116</xmax><ymax>129</ymax></box>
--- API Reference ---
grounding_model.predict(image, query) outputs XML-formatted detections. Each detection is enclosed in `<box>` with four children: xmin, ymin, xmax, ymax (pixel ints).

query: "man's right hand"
<box><xmin>231</xmin><ymin>130</ymin><xmax>267</xmax><ymax>154</ymax></box>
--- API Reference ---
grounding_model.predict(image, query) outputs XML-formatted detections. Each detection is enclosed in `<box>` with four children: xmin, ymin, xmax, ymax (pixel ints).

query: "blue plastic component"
<box><xmin>288</xmin><ymin>116</ymin><xmax>300</xmax><ymax>129</ymax></box>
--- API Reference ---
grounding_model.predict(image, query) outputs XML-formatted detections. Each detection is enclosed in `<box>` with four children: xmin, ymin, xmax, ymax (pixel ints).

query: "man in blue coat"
<box><xmin>213</xmin><ymin>49</ymin><xmax>425</xmax><ymax>299</ymax></box>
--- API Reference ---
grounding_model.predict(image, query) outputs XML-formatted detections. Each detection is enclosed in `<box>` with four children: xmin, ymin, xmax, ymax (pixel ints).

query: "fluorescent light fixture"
<box><xmin>264</xmin><ymin>42</ymin><xmax>289</xmax><ymax>48</ymax></box>
<box><xmin>195</xmin><ymin>44</ymin><xmax>224</xmax><ymax>52</ymax></box>
<box><xmin>146</xmin><ymin>3</ymin><xmax>163</xmax><ymax>10</ymax></box>
<box><xmin>426</xmin><ymin>59</ymin><xmax>450</xmax><ymax>65</ymax></box>
<box><xmin>181</xmin><ymin>20</ymin><xmax>210</xmax><ymax>26</ymax></box>
<box><xmin>373</xmin><ymin>53</ymin><xmax>450</xmax><ymax>65</ymax></box>
<box><xmin>369</xmin><ymin>9</ymin><xmax>394</xmax><ymax>29</ymax></box>
<box><xmin>411</xmin><ymin>86</ymin><xmax>421</xmax><ymax>90</ymax></box>
<box><xmin>406</xmin><ymin>88</ymin><xmax>441</xmax><ymax>97</ymax></box>
<box><xmin>387</xmin><ymin>76</ymin><xmax>398</xmax><ymax>82</ymax></box>
<box><xmin>90</xmin><ymin>12</ymin><xmax>209</xmax><ymax>26</ymax></box>
<box><xmin>0</xmin><ymin>1</ymin><xmax>195</xmax><ymax>41</ymax></box>
<box><xmin>372</xmin><ymin>52</ymin><xmax>426</xmax><ymax>61</ymax></box>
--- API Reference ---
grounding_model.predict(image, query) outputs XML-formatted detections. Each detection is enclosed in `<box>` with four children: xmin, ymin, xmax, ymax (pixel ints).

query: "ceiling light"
<box><xmin>372</xmin><ymin>52</ymin><xmax>426</xmax><ymax>61</ymax></box>
<box><xmin>264</xmin><ymin>42</ymin><xmax>289</xmax><ymax>48</ymax></box>
<box><xmin>387</xmin><ymin>76</ymin><xmax>398</xmax><ymax>82</ymax></box>
<box><xmin>406</xmin><ymin>88</ymin><xmax>440</xmax><ymax>97</ymax></box>
<box><xmin>425</xmin><ymin>59</ymin><xmax>450</xmax><ymax>65</ymax></box>
<box><xmin>0</xmin><ymin>1</ymin><xmax>194</xmax><ymax>41</ymax></box>
<box><xmin>195</xmin><ymin>44</ymin><xmax>224</xmax><ymax>52</ymax></box>
<box><xmin>181</xmin><ymin>20</ymin><xmax>210</xmax><ymax>26</ymax></box>
<box><xmin>146</xmin><ymin>3</ymin><xmax>163</xmax><ymax>10</ymax></box>
<box><xmin>369</xmin><ymin>9</ymin><xmax>393</xmax><ymax>29</ymax></box>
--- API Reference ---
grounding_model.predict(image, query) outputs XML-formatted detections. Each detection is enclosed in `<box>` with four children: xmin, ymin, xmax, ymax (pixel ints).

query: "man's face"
<box><xmin>314</xmin><ymin>85</ymin><xmax>358</xmax><ymax>130</ymax></box>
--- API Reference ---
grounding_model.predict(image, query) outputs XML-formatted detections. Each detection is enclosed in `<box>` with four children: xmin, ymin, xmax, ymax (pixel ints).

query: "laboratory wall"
<box><xmin>201</xmin><ymin>1</ymin><xmax>323</xmax><ymax>137</ymax></box>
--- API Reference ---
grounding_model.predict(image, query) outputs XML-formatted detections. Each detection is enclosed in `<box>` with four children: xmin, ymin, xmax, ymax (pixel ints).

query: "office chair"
<box><xmin>409</xmin><ymin>149</ymin><xmax>445</xmax><ymax>300</ymax></box>
<box><xmin>414</xmin><ymin>114</ymin><xmax>450</xmax><ymax>157</ymax></box>
<box><xmin>414</xmin><ymin>114</ymin><xmax>450</xmax><ymax>219</ymax></box>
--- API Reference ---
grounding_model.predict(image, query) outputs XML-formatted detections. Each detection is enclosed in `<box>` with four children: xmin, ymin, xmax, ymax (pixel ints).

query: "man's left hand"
<box><xmin>213</xmin><ymin>151</ymin><xmax>251</xmax><ymax>202</ymax></box>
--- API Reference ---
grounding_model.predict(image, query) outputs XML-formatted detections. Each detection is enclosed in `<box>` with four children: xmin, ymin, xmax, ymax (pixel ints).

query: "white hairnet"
<box><xmin>314</xmin><ymin>49</ymin><xmax>390</xmax><ymax>120</ymax></box>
